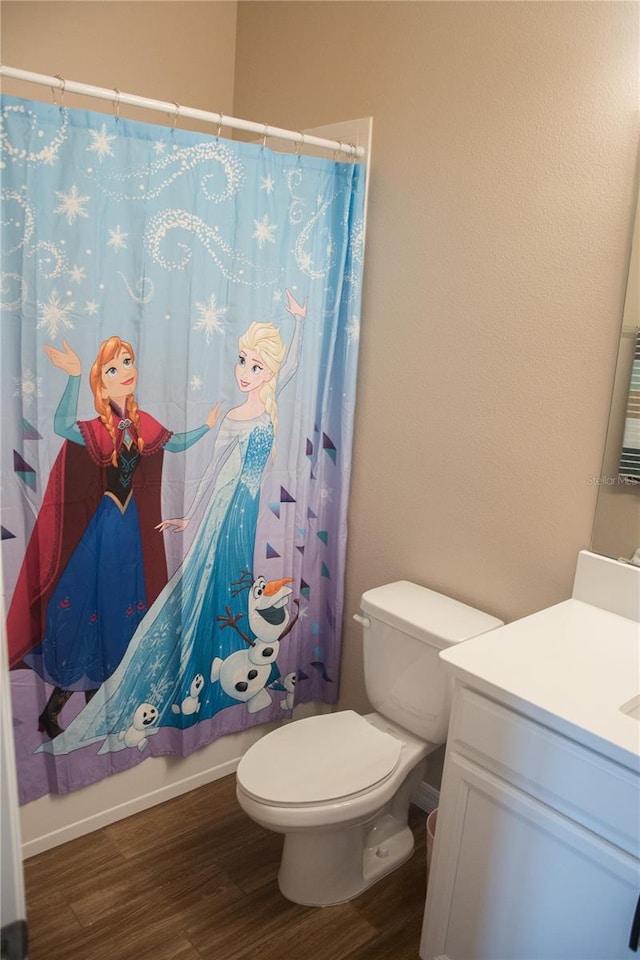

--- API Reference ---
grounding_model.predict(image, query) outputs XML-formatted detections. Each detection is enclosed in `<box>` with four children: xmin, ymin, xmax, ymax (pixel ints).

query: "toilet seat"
<box><xmin>237</xmin><ymin>710</ymin><xmax>402</xmax><ymax>805</ymax></box>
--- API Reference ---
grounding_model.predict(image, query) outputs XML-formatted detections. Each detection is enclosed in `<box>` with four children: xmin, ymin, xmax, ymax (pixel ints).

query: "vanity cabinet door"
<box><xmin>420</xmin><ymin>753</ymin><xmax>640</xmax><ymax>960</ymax></box>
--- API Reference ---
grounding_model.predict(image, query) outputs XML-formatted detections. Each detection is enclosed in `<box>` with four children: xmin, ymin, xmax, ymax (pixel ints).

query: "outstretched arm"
<box><xmin>164</xmin><ymin>402</ymin><xmax>222</xmax><ymax>453</ymax></box>
<box><xmin>217</xmin><ymin>606</ymin><xmax>255</xmax><ymax>646</ymax></box>
<box><xmin>277</xmin><ymin>599</ymin><xmax>300</xmax><ymax>641</ymax></box>
<box><xmin>45</xmin><ymin>341</ymin><xmax>84</xmax><ymax>444</ymax></box>
<box><xmin>277</xmin><ymin>289</ymin><xmax>307</xmax><ymax>394</ymax></box>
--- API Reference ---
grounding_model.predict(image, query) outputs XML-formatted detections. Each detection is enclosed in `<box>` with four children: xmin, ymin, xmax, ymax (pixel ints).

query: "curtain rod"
<box><xmin>0</xmin><ymin>65</ymin><xmax>365</xmax><ymax>159</ymax></box>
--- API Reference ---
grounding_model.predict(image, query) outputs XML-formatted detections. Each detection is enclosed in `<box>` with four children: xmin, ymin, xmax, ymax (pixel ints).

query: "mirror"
<box><xmin>591</xmin><ymin>190</ymin><xmax>640</xmax><ymax>562</ymax></box>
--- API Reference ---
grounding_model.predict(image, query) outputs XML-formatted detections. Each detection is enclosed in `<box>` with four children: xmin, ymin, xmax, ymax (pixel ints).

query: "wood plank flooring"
<box><xmin>23</xmin><ymin>774</ymin><xmax>428</xmax><ymax>960</ymax></box>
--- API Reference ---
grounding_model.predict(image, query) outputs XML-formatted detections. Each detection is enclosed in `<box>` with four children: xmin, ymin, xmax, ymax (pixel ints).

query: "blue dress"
<box><xmin>42</xmin><ymin>412</ymin><xmax>275</xmax><ymax>755</ymax></box>
<box><xmin>26</xmin><ymin>475</ymin><xmax>148</xmax><ymax>690</ymax></box>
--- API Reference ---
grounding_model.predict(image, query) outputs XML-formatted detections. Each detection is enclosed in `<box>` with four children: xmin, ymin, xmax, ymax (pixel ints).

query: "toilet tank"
<box><xmin>359</xmin><ymin>581</ymin><xmax>503</xmax><ymax>744</ymax></box>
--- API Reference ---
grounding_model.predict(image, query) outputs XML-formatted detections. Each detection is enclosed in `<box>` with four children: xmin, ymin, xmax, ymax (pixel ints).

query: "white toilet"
<box><xmin>236</xmin><ymin>580</ymin><xmax>503</xmax><ymax>906</ymax></box>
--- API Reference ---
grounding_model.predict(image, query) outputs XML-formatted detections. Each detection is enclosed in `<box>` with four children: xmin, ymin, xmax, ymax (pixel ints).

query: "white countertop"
<box><xmin>441</xmin><ymin>598</ymin><xmax>640</xmax><ymax>770</ymax></box>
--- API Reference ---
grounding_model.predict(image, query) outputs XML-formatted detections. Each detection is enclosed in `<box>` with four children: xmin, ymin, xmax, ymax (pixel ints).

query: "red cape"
<box><xmin>7</xmin><ymin>411</ymin><xmax>172</xmax><ymax>668</ymax></box>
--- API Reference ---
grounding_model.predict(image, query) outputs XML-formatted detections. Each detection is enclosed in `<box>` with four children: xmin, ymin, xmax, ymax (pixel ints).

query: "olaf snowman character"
<box><xmin>118</xmin><ymin>702</ymin><xmax>160</xmax><ymax>751</ymax></box>
<box><xmin>211</xmin><ymin>573</ymin><xmax>300</xmax><ymax>711</ymax></box>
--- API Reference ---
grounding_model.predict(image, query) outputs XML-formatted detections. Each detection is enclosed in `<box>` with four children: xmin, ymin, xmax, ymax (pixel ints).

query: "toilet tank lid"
<box><xmin>361</xmin><ymin>581</ymin><xmax>503</xmax><ymax>648</ymax></box>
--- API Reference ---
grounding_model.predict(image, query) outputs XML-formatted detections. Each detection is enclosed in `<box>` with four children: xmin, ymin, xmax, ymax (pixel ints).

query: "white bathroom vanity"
<box><xmin>420</xmin><ymin>551</ymin><xmax>640</xmax><ymax>960</ymax></box>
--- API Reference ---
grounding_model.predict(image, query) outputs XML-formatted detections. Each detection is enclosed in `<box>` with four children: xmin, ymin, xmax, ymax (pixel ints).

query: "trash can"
<box><xmin>426</xmin><ymin>808</ymin><xmax>438</xmax><ymax>880</ymax></box>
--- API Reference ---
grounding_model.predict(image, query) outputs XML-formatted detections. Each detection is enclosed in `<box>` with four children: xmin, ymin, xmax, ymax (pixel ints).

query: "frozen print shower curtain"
<box><xmin>1</xmin><ymin>96</ymin><xmax>365</xmax><ymax>803</ymax></box>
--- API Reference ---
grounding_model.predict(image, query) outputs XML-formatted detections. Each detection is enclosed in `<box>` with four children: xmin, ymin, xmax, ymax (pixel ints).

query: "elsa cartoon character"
<box><xmin>41</xmin><ymin>292</ymin><xmax>306</xmax><ymax>756</ymax></box>
<box><xmin>7</xmin><ymin>336</ymin><xmax>219</xmax><ymax>739</ymax></box>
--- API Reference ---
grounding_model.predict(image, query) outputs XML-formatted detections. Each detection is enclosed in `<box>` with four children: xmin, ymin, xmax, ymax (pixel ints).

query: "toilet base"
<box><xmin>274</xmin><ymin>758</ymin><xmax>427</xmax><ymax>906</ymax></box>
<box><xmin>277</xmin><ymin>818</ymin><xmax>416</xmax><ymax>907</ymax></box>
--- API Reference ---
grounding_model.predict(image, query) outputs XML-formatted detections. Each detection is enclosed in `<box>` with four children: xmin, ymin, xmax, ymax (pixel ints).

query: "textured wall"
<box><xmin>0</xmin><ymin>1</ymin><xmax>237</xmax><ymax>127</ymax></box>
<box><xmin>234</xmin><ymin>1</ymin><xmax>640</xmax><ymax>712</ymax></box>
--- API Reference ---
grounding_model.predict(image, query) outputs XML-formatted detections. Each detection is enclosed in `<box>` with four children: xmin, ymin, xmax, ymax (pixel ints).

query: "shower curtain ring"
<box><xmin>216</xmin><ymin>114</ymin><xmax>224</xmax><ymax>138</ymax></box>
<box><xmin>54</xmin><ymin>75</ymin><xmax>66</xmax><ymax>108</ymax></box>
<box><xmin>113</xmin><ymin>88</ymin><xmax>120</xmax><ymax>121</ymax></box>
<box><xmin>296</xmin><ymin>132</ymin><xmax>306</xmax><ymax>156</ymax></box>
<box><xmin>171</xmin><ymin>102</ymin><xmax>181</xmax><ymax>131</ymax></box>
<box><xmin>261</xmin><ymin>123</ymin><xmax>269</xmax><ymax>149</ymax></box>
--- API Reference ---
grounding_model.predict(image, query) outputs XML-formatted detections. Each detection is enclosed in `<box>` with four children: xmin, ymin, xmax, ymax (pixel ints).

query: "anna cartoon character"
<box><xmin>7</xmin><ymin>336</ymin><xmax>219</xmax><ymax>739</ymax></box>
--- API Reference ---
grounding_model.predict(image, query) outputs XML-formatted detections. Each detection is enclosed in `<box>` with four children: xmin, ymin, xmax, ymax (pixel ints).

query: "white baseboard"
<box><xmin>24</xmin><ymin>767</ymin><xmax>439</xmax><ymax>858</ymax></box>
<box><xmin>412</xmin><ymin>780</ymin><xmax>440</xmax><ymax>814</ymax></box>
<box><xmin>21</xmin><ymin>756</ymin><xmax>239</xmax><ymax>859</ymax></box>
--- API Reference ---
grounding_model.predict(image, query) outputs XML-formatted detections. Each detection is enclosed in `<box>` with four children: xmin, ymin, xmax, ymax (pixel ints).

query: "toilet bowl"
<box><xmin>236</xmin><ymin>581</ymin><xmax>503</xmax><ymax>906</ymax></box>
<box><xmin>236</xmin><ymin>710</ymin><xmax>432</xmax><ymax>905</ymax></box>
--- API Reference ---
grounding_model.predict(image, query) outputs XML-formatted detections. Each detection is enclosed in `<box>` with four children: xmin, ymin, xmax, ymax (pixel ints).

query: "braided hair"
<box><xmin>89</xmin><ymin>336</ymin><xmax>144</xmax><ymax>467</ymax></box>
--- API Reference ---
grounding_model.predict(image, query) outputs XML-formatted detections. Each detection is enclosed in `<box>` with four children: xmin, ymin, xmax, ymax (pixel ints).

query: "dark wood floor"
<box><xmin>23</xmin><ymin>774</ymin><xmax>428</xmax><ymax>960</ymax></box>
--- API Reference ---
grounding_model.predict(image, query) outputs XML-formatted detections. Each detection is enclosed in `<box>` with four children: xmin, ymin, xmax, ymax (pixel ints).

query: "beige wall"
<box><xmin>0</xmin><ymin>1</ymin><xmax>237</xmax><ymax>125</ymax></box>
<box><xmin>235</xmin><ymin>0</ymin><xmax>640</xmax><ymax>714</ymax></box>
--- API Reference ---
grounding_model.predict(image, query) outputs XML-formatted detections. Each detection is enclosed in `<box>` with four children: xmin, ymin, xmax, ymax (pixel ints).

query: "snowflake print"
<box><xmin>153</xmin><ymin>141</ymin><xmax>166</xmax><ymax>155</ymax></box>
<box><xmin>319</xmin><ymin>481</ymin><xmax>334</xmax><ymax>504</ymax></box>
<box><xmin>190</xmin><ymin>374</ymin><xmax>203</xmax><ymax>391</ymax></box>
<box><xmin>68</xmin><ymin>264</ymin><xmax>86</xmax><ymax>284</ymax></box>
<box><xmin>41</xmin><ymin>145</ymin><xmax>58</xmax><ymax>166</ymax></box>
<box><xmin>84</xmin><ymin>300</ymin><xmax>99</xmax><ymax>316</ymax></box>
<box><xmin>260</xmin><ymin>175</ymin><xmax>275</xmax><ymax>194</ymax></box>
<box><xmin>298</xmin><ymin>251</ymin><xmax>313</xmax><ymax>272</ymax></box>
<box><xmin>252</xmin><ymin>214</ymin><xmax>277</xmax><ymax>248</ymax></box>
<box><xmin>193</xmin><ymin>293</ymin><xmax>228</xmax><ymax>344</ymax></box>
<box><xmin>107</xmin><ymin>225</ymin><xmax>128</xmax><ymax>251</ymax></box>
<box><xmin>148</xmin><ymin>677</ymin><xmax>172</xmax><ymax>702</ymax></box>
<box><xmin>37</xmin><ymin>289</ymin><xmax>76</xmax><ymax>339</ymax></box>
<box><xmin>347</xmin><ymin>315</ymin><xmax>360</xmax><ymax>343</ymax></box>
<box><xmin>87</xmin><ymin>124</ymin><xmax>116</xmax><ymax>161</ymax></box>
<box><xmin>13</xmin><ymin>368</ymin><xmax>42</xmax><ymax>406</ymax></box>
<box><xmin>147</xmin><ymin>654</ymin><xmax>165</xmax><ymax>678</ymax></box>
<box><xmin>54</xmin><ymin>185</ymin><xmax>90</xmax><ymax>225</ymax></box>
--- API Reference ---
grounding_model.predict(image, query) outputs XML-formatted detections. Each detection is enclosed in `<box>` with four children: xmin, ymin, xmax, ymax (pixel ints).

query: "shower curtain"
<box><xmin>0</xmin><ymin>95</ymin><xmax>365</xmax><ymax>803</ymax></box>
